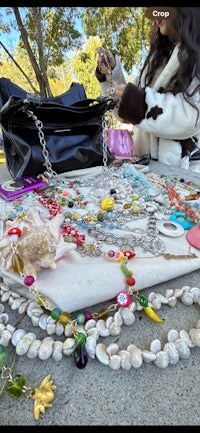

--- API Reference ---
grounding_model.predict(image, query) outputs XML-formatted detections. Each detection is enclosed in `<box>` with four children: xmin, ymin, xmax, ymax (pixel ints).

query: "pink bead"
<box><xmin>116</xmin><ymin>290</ymin><xmax>131</xmax><ymax>307</ymax></box>
<box><xmin>24</xmin><ymin>275</ymin><xmax>35</xmax><ymax>286</ymax></box>
<box><xmin>84</xmin><ymin>310</ymin><xmax>93</xmax><ymax>321</ymax></box>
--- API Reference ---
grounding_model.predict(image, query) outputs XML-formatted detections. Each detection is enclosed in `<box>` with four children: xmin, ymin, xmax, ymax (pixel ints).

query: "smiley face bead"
<box><xmin>100</xmin><ymin>197</ymin><xmax>115</xmax><ymax>211</ymax></box>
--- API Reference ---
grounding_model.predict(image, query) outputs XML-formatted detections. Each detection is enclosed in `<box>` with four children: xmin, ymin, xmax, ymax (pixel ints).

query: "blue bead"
<box><xmin>76</xmin><ymin>313</ymin><xmax>85</xmax><ymax>325</ymax></box>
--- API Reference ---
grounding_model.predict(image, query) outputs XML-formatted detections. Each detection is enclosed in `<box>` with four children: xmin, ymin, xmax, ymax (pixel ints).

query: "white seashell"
<box><xmin>109</xmin><ymin>354</ymin><xmax>121</xmax><ymax>370</ymax></box>
<box><xmin>31</xmin><ymin>315</ymin><xmax>40</xmax><ymax>327</ymax></box>
<box><xmin>167</xmin><ymin>329</ymin><xmax>179</xmax><ymax>342</ymax></box>
<box><xmin>142</xmin><ymin>350</ymin><xmax>156</xmax><ymax>363</ymax></box>
<box><xmin>84</xmin><ymin>319</ymin><xmax>97</xmax><ymax>331</ymax></box>
<box><xmin>121</xmin><ymin>307</ymin><xmax>135</xmax><ymax>326</ymax></box>
<box><xmin>38</xmin><ymin>314</ymin><xmax>49</xmax><ymax>330</ymax></box>
<box><xmin>0</xmin><ymin>313</ymin><xmax>9</xmax><ymax>325</ymax></box>
<box><xmin>129</xmin><ymin>347</ymin><xmax>143</xmax><ymax>368</ymax></box>
<box><xmin>150</xmin><ymin>339</ymin><xmax>161</xmax><ymax>353</ymax></box>
<box><xmin>96</xmin><ymin>319</ymin><xmax>110</xmax><ymax>337</ymax></box>
<box><xmin>23</xmin><ymin>332</ymin><xmax>36</xmax><ymax>344</ymax></box>
<box><xmin>1</xmin><ymin>290</ymin><xmax>13</xmax><ymax>302</ymax></box>
<box><xmin>96</xmin><ymin>343</ymin><xmax>109</xmax><ymax>365</ymax></box>
<box><xmin>46</xmin><ymin>322</ymin><xmax>56</xmax><ymax>335</ymax></box>
<box><xmin>118</xmin><ymin>350</ymin><xmax>131</xmax><ymax>370</ymax></box>
<box><xmin>165</xmin><ymin>289</ymin><xmax>174</xmax><ymax>298</ymax></box>
<box><xmin>62</xmin><ymin>337</ymin><xmax>76</xmax><ymax>355</ymax></box>
<box><xmin>55</xmin><ymin>321</ymin><xmax>64</xmax><ymax>336</ymax></box>
<box><xmin>148</xmin><ymin>291</ymin><xmax>156</xmax><ymax>302</ymax></box>
<box><xmin>6</xmin><ymin>324</ymin><xmax>15</xmax><ymax>334</ymax></box>
<box><xmin>52</xmin><ymin>341</ymin><xmax>63</xmax><ymax>362</ymax></box>
<box><xmin>113</xmin><ymin>310</ymin><xmax>123</xmax><ymax>327</ymax></box>
<box><xmin>0</xmin><ymin>304</ymin><xmax>4</xmax><ymax>314</ymax></box>
<box><xmin>106</xmin><ymin>342</ymin><xmax>119</xmax><ymax>356</ymax></box>
<box><xmin>167</xmin><ymin>296</ymin><xmax>177</xmax><ymax>307</ymax></box>
<box><xmin>10</xmin><ymin>297</ymin><xmax>27</xmax><ymax>310</ymax></box>
<box><xmin>154</xmin><ymin>351</ymin><xmax>169</xmax><ymax>368</ymax></box>
<box><xmin>85</xmin><ymin>336</ymin><xmax>97</xmax><ymax>359</ymax></box>
<box><xmin>86</xmin><ymin>327</ymin><xmax>100</xmax><ymax>340</ymax></box>
<box><xmin>181</xmin><ymin>292</ymin><xmax>193</xmax><ymax>305</ymax></box>
<box><xmin>105</xmin><ymin>316</ymin><xmax>113</xmax><ymax>328</ymax></box>
<box><xmin>0</xmin><ymin>329</ymin><xmax>12</xmax><ymax>346</ymax></box>
<box><xmin>11</xmin><ymin>329</ymin><xmax>26</xmax><ymax>346</ymax></box>
<box><xmin>16</xmin><ymin>337</ymin><xmax>31</xmax><ymax>355</ymax></box>
<box><xmin>151</xmin><ymin>298</ymin><xmax>161</xmax><ymax>310</ymax></box>
<box><xmin>174</xmin><ymin>288</ymin><xmax>184</xmax><ymax>298</ymax></box>
<box><xmin>154</xmin><ymin>293</ymin><xmax>169</xmax><ymax>304</ymax></box>
<box><xmin>175</xmin><ymin>338</ymin><xmax>191</xmax><ymax>358</ymax></box>
<box><xmin>27</xmin><ymin>339</ymin><xmax>41</xmax><ymax>359</ymax></box>
<box><xmin>27</xmin><ymin>301</ymin><xmax>43</xmax><ymax>318</ymax></box>
<box><xmin>18</xmin><ymin>300</ymin><xmax>31</xmax><ymax>315</ymax></box>
<box><xmin>109</xmin><ymin>322</ymin><xmax>121</xmax><ymax>336</ymax></box>
<box><xmin>64</xmin><ymin>324</ymin><xmax>73</xmax><ymax>337</ymax></box>
<box><xmin>163</xmin><ymin>342</ymin><xmax>179</xmax><ymax>364</ymax></box>
<box><xmin>38</xmin><ymin>338</ymin><xmax>54</xmax><ymax>360</ymax></box>
<box><xmin>190</xmin><ymin>287</ymin><xmax>200</xmax><ymax>303</ymax></box>
<box><xmin>179</xmin><ymin>330</ymin><xmax>195</xmax><ymax>347</ymax></box>
<box><xmin>189</xmin><ymin>328</ymin><xmax>200</xmax><ymax>347</ymax></box>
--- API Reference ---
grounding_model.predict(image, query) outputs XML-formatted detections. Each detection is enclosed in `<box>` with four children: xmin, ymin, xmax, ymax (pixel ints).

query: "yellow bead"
<box><xmin>131</xmin><ymin>205</ymin><xmax>140</xmax><ymax>214</ymax></box>
<box><xmin>100</xmin><ymin>197</ymin><xmax>115</xmax><ymax>211</ymax></box>
<box><xmin>97</xmin><ymin>309</ymin><xmax>108</xmax><ymax>319</ymax></box>
<box><xmin>58</xmin><ymin>311</ymin><xmax>71</xmax><ymax>326</ymax></box>
<box><xmin>12</xmin><ymin>253</ymin><xmax>24</xmax><ymax>273</ymax></box>
<box><xmin>115</xmin><ymin>251</ymin><xmax>124</xmax><ymax>263</ymax></box>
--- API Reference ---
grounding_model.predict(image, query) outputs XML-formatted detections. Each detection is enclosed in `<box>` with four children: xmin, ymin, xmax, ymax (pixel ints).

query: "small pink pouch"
<box><xmin>106</xmin><ymin>128</ymin><xmax>134</xmax><ymax>157</ymax></box>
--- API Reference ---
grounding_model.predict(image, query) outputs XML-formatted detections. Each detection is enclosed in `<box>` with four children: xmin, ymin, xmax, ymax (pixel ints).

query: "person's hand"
<box><xmin>108</xmin><ymin>80</ymin><xmax>126</xmax><ymax>99</ymax></box>
<box><xmin>96</xmin><ymin>47</ymin><xmax>115</xmax><ymax>75</ymax></box>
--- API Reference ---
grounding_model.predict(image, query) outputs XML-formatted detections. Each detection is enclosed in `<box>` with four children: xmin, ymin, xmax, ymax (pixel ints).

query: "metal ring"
<box><xmin>109</xmin><ymin>87</ymin><xmax>116</xmax><ymax>96</ymax></box>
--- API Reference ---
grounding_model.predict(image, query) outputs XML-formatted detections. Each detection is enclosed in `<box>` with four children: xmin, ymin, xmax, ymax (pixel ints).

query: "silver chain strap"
<box><xmin>22</xmin><ymin>105</ymin><xmax>58</xmax><ymax>179</ymax></box>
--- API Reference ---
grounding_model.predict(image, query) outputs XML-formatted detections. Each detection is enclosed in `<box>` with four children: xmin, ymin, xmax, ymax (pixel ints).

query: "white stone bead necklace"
<box><xmin>0</xmin><ymin>280</ymin><xmax>200</xmax><ymax>370</ymax></box>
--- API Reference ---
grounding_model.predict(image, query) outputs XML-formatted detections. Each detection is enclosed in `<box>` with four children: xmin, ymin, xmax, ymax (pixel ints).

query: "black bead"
<box><xmin>74</xmin><ymin>346</ymin><xmax>88</xmax><ymax>369</ymax></box>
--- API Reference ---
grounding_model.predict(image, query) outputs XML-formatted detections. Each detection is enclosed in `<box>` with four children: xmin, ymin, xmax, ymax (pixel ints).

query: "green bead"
<box><xmin>138</xmin><ymin>294</ymin><xmax>148</xmax><ymax>308</ymax></box>
<box><xmin>51</xmin><ymin>308</ymin><xmax>61</xmax><ymax>320</ymax></box>
<box><xmin>0</xmin><ymin>344</ymin><xmax>7</xmax><ymax>370</ymax></box>
<box><xmin>75</xmin><ymin>332</ymin><xmax>86</xmax><ymax>348</ymax></box>
<box><xmin>7</xmin><ymin>374</ymin><xmax>26</xmax><ymax>398</ymax></box>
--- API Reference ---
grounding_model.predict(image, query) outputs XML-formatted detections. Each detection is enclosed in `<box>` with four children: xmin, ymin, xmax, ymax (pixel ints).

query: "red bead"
<box><xmin>123</xmin><ymin>251</ymin><xmax>136</xmax><ymax>259</ymax></box>
<box><xmin>7</xmin><ymin>227</ymin><xmax>22</xmax><ymax>236</ymax></box>
<box><xmin>126</xmin><ymin>276</ymin><xmax>136</xmax><ymax>286</ymax></box>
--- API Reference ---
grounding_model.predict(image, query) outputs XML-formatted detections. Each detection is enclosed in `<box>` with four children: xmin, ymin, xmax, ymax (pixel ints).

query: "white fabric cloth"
<box><xmin>0</xmin><ymin>165</ymin><xmax>200</xmax><ymax>313</ymax></box>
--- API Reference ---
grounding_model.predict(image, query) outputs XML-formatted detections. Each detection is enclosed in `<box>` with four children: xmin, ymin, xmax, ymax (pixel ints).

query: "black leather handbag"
<box><xmin>0</xmin><ymin>78</ymin><xmax>118</xmax><ymax>179</ymax></box>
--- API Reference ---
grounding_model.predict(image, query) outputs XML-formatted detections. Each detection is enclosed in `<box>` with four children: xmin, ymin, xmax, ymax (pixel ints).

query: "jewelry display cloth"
<box><xmin>0</xmin><ymin>164</ymin><xmax>200</xmax><ymax>313</ymax></box>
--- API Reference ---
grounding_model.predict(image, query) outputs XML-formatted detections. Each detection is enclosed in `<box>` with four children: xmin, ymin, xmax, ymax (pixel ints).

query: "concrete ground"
<box><xmin>0</xmin><ymin>160</ymin><xmax>200</xmax><ymax>426</ymax></box>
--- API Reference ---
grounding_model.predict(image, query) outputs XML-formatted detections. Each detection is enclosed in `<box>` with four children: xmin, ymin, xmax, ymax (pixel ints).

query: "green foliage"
<box><xmin>82</xmin><ymin>7</ymin><xmax>151</xmax><ymax>73</ymax></box>
<box><xmin>0</xmin><ymin>7</ymin><xmax>151</xmax><ymax>96</ymax></box>
<box><xmin>70</xmin><ymin>36</ymin><xmax>102</xmax><ymax>98</ymax></box>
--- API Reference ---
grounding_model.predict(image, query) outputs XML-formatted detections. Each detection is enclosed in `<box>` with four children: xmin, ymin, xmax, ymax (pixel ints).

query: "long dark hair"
<box><xmin>139</xmin><ymin>7</ymin><xmax>200</xmax><ymax>123</ymax></box>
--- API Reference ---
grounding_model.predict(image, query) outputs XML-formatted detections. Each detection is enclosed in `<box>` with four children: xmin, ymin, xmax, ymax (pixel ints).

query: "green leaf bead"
<box><xmin>75</xmin><ymin>332</ymin><xmax>86</xmax><ymax>348</ymax></box>
<box><xmin>7</xmin><ymin>374</ymin><xmax>26</xmax><ymax>398</ymax></box>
